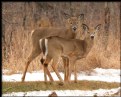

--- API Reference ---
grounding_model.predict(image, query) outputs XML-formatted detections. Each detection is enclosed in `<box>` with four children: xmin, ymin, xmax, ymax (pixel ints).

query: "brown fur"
<box><xmin>21</xmin><ymin>13</ymin><xmax>84</xmax><ymax>82</ymax></box>
<box><xmin>40</xmin><ymin>24</ymin><xmax>101</xmax><ymax>83</ymax></box>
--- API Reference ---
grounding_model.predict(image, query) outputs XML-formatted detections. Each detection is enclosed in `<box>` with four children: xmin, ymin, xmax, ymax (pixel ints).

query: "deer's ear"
<box><xmin>82</xmin><ymin>24</ymin><xmax>89</xmax><ymax>32</ymax></box>
<box><xmin>63</xmin><ymin>12</ymin><xmax>71</xmax><ymax>19</ymax></box>
<box><xmin>78</xmin><ymin>14</ymin><xmax>84</xmax><ymax>21</ymax></box>
<box><xmin>95</xmin><ymin>24</ymin><xmax>101</xmax><ymax>31</ymax></box>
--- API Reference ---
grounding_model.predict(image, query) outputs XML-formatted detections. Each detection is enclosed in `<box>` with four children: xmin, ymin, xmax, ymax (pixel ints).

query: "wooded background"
<box><xmin>2</xmin><ymin>2</ymin><xmax>120</xmax><ymax>74</ymax></box>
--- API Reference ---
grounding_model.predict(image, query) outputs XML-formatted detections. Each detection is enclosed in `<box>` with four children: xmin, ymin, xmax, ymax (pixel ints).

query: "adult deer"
<box><xmin>39</xmin><ymin>23</ymin><xmax>101</xmax><ymax>83</ymax></box>
<box><xmin>21</xmin><ymin>13</ymin><xmax>84</xmax><ymax>82</ymax></box>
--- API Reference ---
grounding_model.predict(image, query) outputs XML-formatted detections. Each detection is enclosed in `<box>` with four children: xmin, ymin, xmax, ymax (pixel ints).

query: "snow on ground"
<box><xmin>2</xmin><ymin>68</ymin><xmax>120</xmax><ymax>83</ymax></box>
<box><xmin>2</xmin><ymin>68</ymin><xmax>120</xmax><ymax>96</ymax></box>
<box><xmin>2</xmin><ymin>87</ymin><xmax>120</xmax><ymax>96</ymax></box>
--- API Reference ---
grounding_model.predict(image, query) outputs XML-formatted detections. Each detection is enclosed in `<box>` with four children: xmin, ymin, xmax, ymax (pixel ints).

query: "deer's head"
<box><xmin>82</xmin><ymin>24</ymin><xmax>101</xmax><ymax>40</ymax></box>
<box><xmin>64</xmin><ymin>13</ymin><xmax>84</xmax><ymax>33</ymax></box>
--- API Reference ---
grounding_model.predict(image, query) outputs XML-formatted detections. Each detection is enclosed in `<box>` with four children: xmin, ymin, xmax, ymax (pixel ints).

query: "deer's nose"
<box><xmin>73</xmin><ymin>26</ymin><xmax>77</xmax><ymax>31</ymax></box>
<box><xmin>91</xmin><ymin>35</ymin><xmax>94</xmax><ymax>39</ymax></box>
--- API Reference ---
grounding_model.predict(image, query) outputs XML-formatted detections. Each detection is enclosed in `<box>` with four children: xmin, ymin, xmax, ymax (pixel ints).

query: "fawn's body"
<box><xmin>40</xmin><ymin>24</ymin><xmax>101</xmax><ymax>83</ymax></box>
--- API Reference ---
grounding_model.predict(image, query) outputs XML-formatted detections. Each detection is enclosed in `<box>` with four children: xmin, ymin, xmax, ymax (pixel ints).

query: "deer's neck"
<box><xmin>83</xmin><ymin>38</ymin><xmax>94</xmax><ymax>56</ymax></box>
<box><xmin>66</xmin><ymin>28</ymin><xmax>77</xmax><ymax>39</ymax></box>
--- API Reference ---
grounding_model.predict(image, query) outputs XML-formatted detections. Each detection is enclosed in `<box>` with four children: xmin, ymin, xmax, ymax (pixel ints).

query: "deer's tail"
<box><xmin>39</xmin><ymin>38</ymin><xmax>48</xmax><ymax>60</ymax></box>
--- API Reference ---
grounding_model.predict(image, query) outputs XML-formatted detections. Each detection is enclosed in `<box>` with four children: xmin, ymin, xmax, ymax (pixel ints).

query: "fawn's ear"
<box><xmin>82</xmin><ymin>23</ymin><xmax>89</xmax><ymax>32</ymax></box>
<box><xmin>95</xmin><ymin>24</ymin><xmax>101</xmax><ymax>32</ymax></box>
<box><xmin>78</xmin><ymin>14</ymin><xmax>84</xmax><ymax>21</ymax></box>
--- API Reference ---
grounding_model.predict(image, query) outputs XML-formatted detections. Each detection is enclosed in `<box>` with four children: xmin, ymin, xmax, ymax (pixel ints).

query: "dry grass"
<box><xmin>2</xmin><ymin>81</ymin><xmax>120</xmax><ymax>94</ymax></box>
<box><xmin>75</xmin><ymin>35</ymin><xmax>120</xmax><ymax>72</ymax></box>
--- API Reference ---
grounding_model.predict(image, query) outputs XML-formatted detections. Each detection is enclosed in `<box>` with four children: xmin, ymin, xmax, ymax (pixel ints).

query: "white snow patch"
<box><xmin>2</xmin><ymin>87</ymin><xmax>120</xmax><ymax>96</ymax></box>
<box><xmin>77</xmin><ymin>68</ymin><xmax>120</xmax><ymax>83</ymax></box>
<box><xmin>2</xmin><ymin>68</ymin><xmax>120</xmax><ymax>83</ymax></box>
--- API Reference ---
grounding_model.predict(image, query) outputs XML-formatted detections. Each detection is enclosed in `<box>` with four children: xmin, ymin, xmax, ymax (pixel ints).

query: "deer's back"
<box><xmin>32</xmin><ymin>27</ymin><xmax>75</xmax><ymax>39</ymax></box>
<box><xmin>47</xmin><ymin>36</ymin><xmax>85</xmax><ymax>57</ymax></box>
<box><xmin>31</xmin><ymin>27</ymin><xmax>76</xmax><ymax>50</ymax></box>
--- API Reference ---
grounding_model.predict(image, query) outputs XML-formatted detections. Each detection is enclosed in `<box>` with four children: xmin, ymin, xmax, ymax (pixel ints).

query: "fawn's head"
<box><xmin>82</xmin><ymin>24</ymin><xmax>101</xmax><ymax>40</ymax></box>
<box><xmin>64</xmin><ymin>13</ymin><xmax>84</xmax><ymax>33</ymax></box>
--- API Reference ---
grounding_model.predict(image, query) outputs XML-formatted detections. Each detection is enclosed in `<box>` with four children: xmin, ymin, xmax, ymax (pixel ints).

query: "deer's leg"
<box><xmin>74</xmin><ymin>64</ymin><xmax>77</xmax><ymax>83</ymax></box>
<box><xmin>68</xmin><ymin>65</ymin><xmax>71</xmax><ymax>82</ymax></box>
<box><xmin>62</xmin><ymin>57</ymin><xmax>68</xmax><ymax>82</ymax></box>
<box><xmin>40</xmin><ymin>58</ymin><xmax>45</xmax><ymax>65</ymax></box>
<box><xmin>51</xmin><ymin>58</ymin><xmax>64</xmax><ymax>83</ymax></box>
<box><xmin>43</xmin><ymin>65</ymin><xmax>47</xmax><ymax>83</ymax></box>
<box><xmin>40</xmin><ymin>58</ymin><xmax>47</xmax><ymax>82</ymax></box>
<box><xmin>62</xmin><ymin>57</ymin><xmax>69</xmax><ymax>82</ymax></box>
<box><xmin>67</xmin><ymin>58</ymin><xmax>76</xmax><ymax>82</ymax></box>
<box><xmin>22</xmin><ymin>49</ymin><xmax>41</xmax><ymax>82</ymax></box>
<box><xmin>44</xmin><ymin>58</ymin><xmax>54</xmax><ymax>82</ymax></box>
<box><xmin>65</xmin><ymin>59</ymin><xmax>69</xmax><ymax>82</ymax></box>
<box><xmin>67</xmin><ymin>58</ymin><xmax>70</xmax><ymax>82</ymax></box>
<box><xmin>45</xmin><ymin>66</ymin><xmax>54</xmax><ymax>82</ymax></box>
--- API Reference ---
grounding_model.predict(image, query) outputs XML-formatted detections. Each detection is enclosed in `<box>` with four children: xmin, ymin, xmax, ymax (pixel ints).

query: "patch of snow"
<box><xmin>2</xmin><ymin>68</ymin><xmax>120</xmax><ymax>83</ymax></box>
<box><xmin>93</xmin><ymin>68</ymin><xmax>120</xmax><ymax>76</ymax></box>
<box><xmin>2</xmin><ymin>87</ymin><xmax>120</xmax><ymax>96</ymax></box>
<box><xmin>2</xmin><ymin>72</ymin><xmax>64</xmax><ymax>82</ymax></box>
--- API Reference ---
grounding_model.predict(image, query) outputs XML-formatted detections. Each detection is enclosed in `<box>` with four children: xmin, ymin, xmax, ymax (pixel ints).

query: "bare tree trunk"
<box><xmin>102</xmin><ymin>2</ymin><xmax>110</xmax><ymax>50</ymax></box>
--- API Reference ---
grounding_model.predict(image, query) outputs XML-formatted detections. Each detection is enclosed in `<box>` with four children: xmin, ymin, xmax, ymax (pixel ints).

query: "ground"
<box><xmin>2</xmin><ymin>68</ymin><xmax>120</xmax><ymax>96</ymax></box>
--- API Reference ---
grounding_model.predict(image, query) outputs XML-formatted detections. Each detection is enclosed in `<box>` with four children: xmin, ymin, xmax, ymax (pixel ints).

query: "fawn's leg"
<box><xmin>51</xmin><ymin>57</ymin><xmax>64</xmax><ymax>83</ymax></box>
<box><xmin>44</xmin><ymin>58</ymin><xmax>54</xmax><ymax>82</ymax></box>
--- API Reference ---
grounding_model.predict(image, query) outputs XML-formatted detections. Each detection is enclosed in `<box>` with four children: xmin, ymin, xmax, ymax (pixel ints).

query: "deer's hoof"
<box><xmin>58</xmin><ymin>82</ymin><xmax>64</xmax><ymax>86</ymax></box>
<box><xmin>44</xmin><ymin>81</ymin><xmax>48</xmax><ymax>84</ymax></box>
<box><xmin>21</xmin><ymin>77</ymin><xmax>25</xmax><ymax>82</ymax></box>
<box><xmin>74</xmin><ymin>80</ymin><xmax>78</xmax><ymax>83</ymax></box>
<box><xmin>49</xmin><ymin>81</ymin><xmax>55</xmax><ymax>85</ymax></box>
